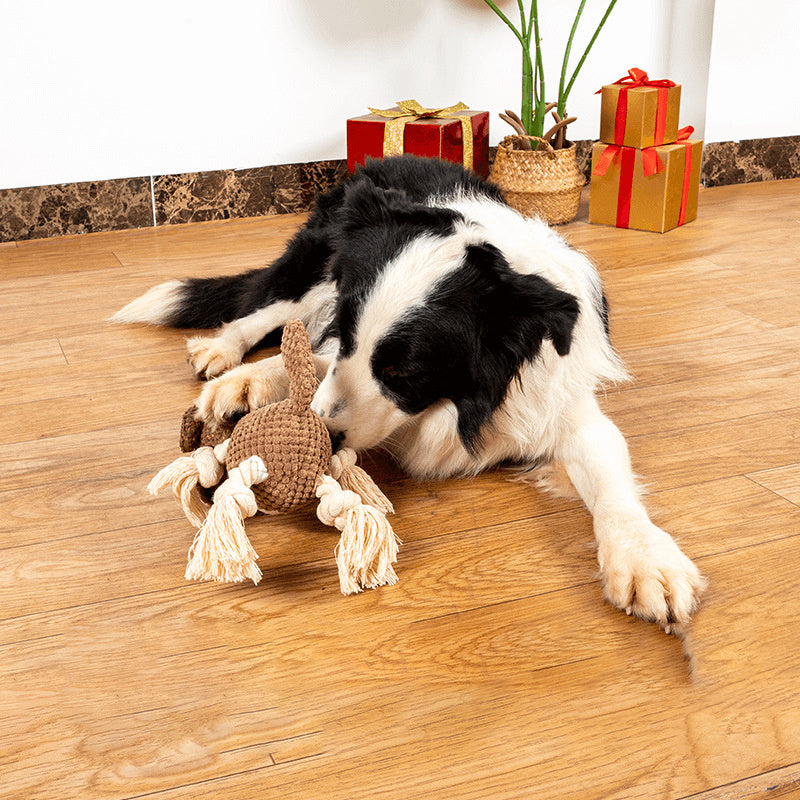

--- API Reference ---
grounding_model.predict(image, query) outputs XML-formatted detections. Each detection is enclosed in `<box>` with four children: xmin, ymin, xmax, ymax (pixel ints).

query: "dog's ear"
<box><xmin>453</xmin><ymin>242</ymin><xmax>580</xmax><ymax>453</ymax></box>
<box><xmin>338</xmin><ymin>180</ymin><xmax>409</xmax><ymax>232</ymax></box>
<box><xmin>338</xmin><ymin>179</ymin><xmax>461</xmax><ymax>234</ymax></box>
<box><xmin>466</xmin><ymin>242</ymin><xmax>579</xmax><ymax>356</ymax></box>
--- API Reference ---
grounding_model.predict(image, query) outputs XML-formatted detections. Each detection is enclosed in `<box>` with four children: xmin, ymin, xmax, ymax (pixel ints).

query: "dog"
<box><xmin>113</xmin><ymin>155</ymin><xmax>705</xmax><ymax>628</ymax></box>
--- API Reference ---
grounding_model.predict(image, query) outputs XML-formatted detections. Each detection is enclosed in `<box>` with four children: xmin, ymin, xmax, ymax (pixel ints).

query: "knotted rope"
<box><xmin>184</xmin><ymin>455</ymin><xmax>268</xmax><ymax>584</ymax></box>
<box><xmin>147</xmin><ymin>441</ymin><xmax>229</xmax><ymax>527</ymax></box>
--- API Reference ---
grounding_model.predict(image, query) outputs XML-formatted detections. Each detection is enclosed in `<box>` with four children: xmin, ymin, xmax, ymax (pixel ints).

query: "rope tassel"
<box><xmin>315</xmin><ymin>474</ymin><xmax>401</xmax><ymax>595</ymax></box>
<box><xmin>184</xmin><ymin>455</ymin><xmax>267</xmax><ymax>585</ymax></box>
<box><xmin>334</xmin><ymin>505</ymin><xmax>401</xmax><ymax>595</ymax></box>
<box><xmin>329</xmin><ymin>448</ymin><xmax>394</xmax><ymax>515</ymax></box>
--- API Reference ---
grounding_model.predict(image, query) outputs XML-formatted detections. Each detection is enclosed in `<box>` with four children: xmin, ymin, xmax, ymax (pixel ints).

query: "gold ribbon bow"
<box><xmin>368</xmin><ymin>100</ymin><xmax>474</xmax><ymax>170</ymax></box>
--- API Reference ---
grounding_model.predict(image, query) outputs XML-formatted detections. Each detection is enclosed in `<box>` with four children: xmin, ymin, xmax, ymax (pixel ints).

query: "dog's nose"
<box><xmin>329</xmin><ymin>430</ymin><xmax>346</xmax><ymax>451</ymax></box>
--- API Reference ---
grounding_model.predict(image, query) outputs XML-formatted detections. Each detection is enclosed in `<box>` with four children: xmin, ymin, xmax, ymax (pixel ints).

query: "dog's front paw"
<box><xmin>187</xmin><ymin>336</ymin><xmax>243</xmax><ymax>379</ymax></box>
<box><xmin>195</xmin><ymin>362</ymin><xmax>287</xmax><ymax>422</ymax></box>
<box><xmin>597</xmin><ymin>515</ymin><xmax>707</xmax><ymax>629</ymax></box>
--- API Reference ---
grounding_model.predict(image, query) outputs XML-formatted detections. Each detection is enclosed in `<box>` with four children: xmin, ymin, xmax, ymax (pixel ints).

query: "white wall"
<box><xmin>704</xmin><ymin>0</ymin><xmax>800</xmax><ymax>143</ymax></box>
<box><xmin>1</xmin><ymin>0</ymin><xmax>796</xmax><ymax>191</ymax></box>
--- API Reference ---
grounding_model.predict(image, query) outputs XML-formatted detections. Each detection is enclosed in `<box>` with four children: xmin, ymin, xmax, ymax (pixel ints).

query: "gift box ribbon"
<box><xmin>593</xmin><ymin>126</ymin><xmax>696</xmax><ymax>229</ymax></box>
<box><xmin>598</xmin><ymin>68</ymin><xmax>677</xmax><ymax>146</ymax></box>
<box><xmin>367</xmin><ymin>100</ymin><xmax>474</xmax><ymax>170</ymax></box>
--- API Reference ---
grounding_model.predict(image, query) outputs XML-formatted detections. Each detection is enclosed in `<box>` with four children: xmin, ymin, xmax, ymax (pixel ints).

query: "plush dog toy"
<box><xmin>149</xmin><ymin>319</ymin><xmax>400</xmax><ymax>595</ymax></box>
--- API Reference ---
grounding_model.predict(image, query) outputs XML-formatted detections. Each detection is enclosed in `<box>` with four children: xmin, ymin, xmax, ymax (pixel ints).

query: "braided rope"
<box><xmin>184</xmin><ymin>455</ymin><xmax>268</xmax><ymax>585</ymax></box>
<box><xmin>329</xmin><ymin>448</ymin><xmax>394</xmax><ymax>514</ymax></box>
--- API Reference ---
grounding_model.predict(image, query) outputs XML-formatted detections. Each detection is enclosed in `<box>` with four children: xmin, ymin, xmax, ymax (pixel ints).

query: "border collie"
<box><xmin>113</xmin><ymin>155</ymin><xmax>705</xmax><ymax>629</ymax></box>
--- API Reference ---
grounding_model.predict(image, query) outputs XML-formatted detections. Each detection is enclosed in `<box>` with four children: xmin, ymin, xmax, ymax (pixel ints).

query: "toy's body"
<box><xmin>150</xmin><ymin>320</ymin><xmax>399</xmax><ymax>594</ymax></box>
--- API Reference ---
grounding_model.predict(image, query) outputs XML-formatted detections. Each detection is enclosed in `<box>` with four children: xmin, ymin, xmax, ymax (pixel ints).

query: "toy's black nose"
<box><xmin>329</xmin><ymin>430</ymin><xmax>346</xmax><ymax>451</ymax></box>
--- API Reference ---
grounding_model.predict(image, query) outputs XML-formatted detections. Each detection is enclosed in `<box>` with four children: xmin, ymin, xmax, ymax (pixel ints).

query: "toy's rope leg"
<box><xmin>329</xmin><ymin>448</ymin><xmax>394</xmax><ymax>515</ymax></box>
<box><xmin>148</xmin><ymin>441</ymin><xmax>230</xmax><ymax>526</ymax></box>
<box><xmin>315</xmin><ymin>474</ymin><xmax>401</xmax><ymax>595</ymax></box>
<box><xmin>185</xmin><ymin>455</ymin><xmax>267</xmax><ymax>585</ymax></box>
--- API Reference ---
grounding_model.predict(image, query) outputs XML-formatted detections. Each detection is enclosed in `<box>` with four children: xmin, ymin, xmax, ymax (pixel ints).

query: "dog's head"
<box><xmin>311</xmin><ymin>180</ymin><xmax>579</xmax><ymax>454</ymax></box>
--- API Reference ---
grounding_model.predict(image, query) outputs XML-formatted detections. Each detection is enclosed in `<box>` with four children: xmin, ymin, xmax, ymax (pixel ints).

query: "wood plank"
<box><xmin>603</xmin><ymin>360</ymin><xmax>800</xmax><ymax>437</ymax></box>
<box><xmin>621</xmin><ymin>326</ymin><xmax>800</xmax><ymax>389</ymax></box>
<box><xmin>627</xmin><ymin>408</ymin><xmax>800</xmax><ymax>492</ymax></box>
<box><xmin>746</xmin><ymin>464</ymin><xmax>800</xmax><ymax>506</ymax></box>
<box><xmin>5</xmin><ymin>338</ymin><xmax>67</xmax><ymax>371</ymax></box>
<box><xmin>0</xmin><ymin>419</ymin><xmax>181</xmax><ymax>492</ymax></box>
<box><xmin>608</xmin><ymin>304</ymin><xmax>777</xmax><ymax>352</ymax></box>
<box><xmin>2</xmin><ymin>379</ymin><xmax>199</xmax><ymax>444</ymax></box>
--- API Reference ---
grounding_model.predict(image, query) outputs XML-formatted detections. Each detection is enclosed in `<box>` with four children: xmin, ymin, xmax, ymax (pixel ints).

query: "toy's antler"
<box><xmin>281</xmin><ymin>319</ymin><xmax>318</xmax><ymax>412</ymax></box>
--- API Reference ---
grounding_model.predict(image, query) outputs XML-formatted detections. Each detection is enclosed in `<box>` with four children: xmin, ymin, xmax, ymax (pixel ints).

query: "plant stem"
<box><xmin>522</xmin><ymin>46</ymin><xmax>534</xmax><ymax>135</ymax></box>
<box><xmin>560</xmin><ymin>0</ymin><xmax>619</xmax><ymax>113</ymax></box>
<box><xmin>516</xmin><ymin>0</ymin><xmax>527</xmax><ymax>39</ymax></box>
<box><xmin>558</xmin><ymin>0</ymin><xmax>588</xmax><ymax>118</ymax></box>
<box><xmin>482</xmin><ymin>0</ymin><xmax>524</xmax><ymax>45</ymax></box>
<box><xmin>530</xmin><ymin>0</ymin><xmax>545</xmax><ymax>138</ymax></box>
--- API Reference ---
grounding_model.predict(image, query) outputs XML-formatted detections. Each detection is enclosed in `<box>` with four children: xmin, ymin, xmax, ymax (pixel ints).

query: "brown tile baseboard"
<box><xmin>0</xmin><ymin>177</ymin><xmax>153</xmax><ymax>243</ymax></box>
<box><xmin>1</xmin><ymin>135</ymin><xmax>798</xmax><ymax>243</ymax></box>
<box><xmin>153</xmin><ymin>161</ymin><xmax>348</xmax><ymax>226</ymax></box>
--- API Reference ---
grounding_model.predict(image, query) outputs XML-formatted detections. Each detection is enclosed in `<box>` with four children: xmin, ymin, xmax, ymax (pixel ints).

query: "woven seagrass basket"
<box><xmin>490</xmin><ymin>135</ymin><xmax>585</xmax><ymax>224</ymax></box>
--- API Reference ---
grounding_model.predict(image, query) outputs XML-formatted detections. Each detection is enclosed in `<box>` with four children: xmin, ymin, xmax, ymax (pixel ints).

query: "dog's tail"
<box><xmin>110</xmin><ymin>271</ymin><xmax>258</xmax><ymax>329</ymax></box>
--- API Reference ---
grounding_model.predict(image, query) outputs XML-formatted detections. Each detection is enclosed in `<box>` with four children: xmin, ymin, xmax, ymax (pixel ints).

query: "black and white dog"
<box><xmin>114</xmin><ymin>155</ymin><xmax>705</xmax><ymax>628</ymax></box>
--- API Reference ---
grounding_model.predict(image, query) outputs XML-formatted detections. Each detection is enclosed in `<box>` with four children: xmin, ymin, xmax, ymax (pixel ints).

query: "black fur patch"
<box><xmin>371</xmin><ymin>242</ymin><xmax>579</xmax><ymax>453</ymax></box>
<box><xmin>328</xmin><ymin>177</ymin><xmax>464</xmax><ymax>357</ymax></box>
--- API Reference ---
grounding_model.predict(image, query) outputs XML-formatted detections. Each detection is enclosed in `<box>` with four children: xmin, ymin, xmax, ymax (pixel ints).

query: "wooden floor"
<box><xmin>2</xmin><ymin>178</ymin><xmax>800</xmax><ymax>800</ymax></box>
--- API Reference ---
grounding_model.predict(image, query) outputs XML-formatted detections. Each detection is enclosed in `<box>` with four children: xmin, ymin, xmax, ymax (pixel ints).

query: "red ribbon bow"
<box><xmin>606</xmin><ymin>67</ymin><xmax>677</xmax><ymax>91</ymax></box>
<box><xmin>598</xmin><ymin>68</ymin><xmax>677</xmax><ymax>146</ymax></box>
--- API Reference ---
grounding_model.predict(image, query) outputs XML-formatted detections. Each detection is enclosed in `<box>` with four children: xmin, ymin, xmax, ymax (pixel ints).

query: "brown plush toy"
<box><xmin>149</xmin><ymin>319</ymin><xmax>400</xmax><ymax>594</ymax></box>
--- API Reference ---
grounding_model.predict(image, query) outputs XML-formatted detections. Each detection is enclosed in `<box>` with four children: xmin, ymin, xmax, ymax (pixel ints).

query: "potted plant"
<box><xmin>483</xmin><ymin>0</ymin><xmax>619</xmax><ymax>223</ymax></box>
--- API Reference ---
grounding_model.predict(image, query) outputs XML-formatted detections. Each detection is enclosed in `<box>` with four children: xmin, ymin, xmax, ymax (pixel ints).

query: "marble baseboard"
<box><xmin>570</xmin><ymin>135</ymin><xmax>800</xmax><ymax>188</ymax></box>
<box><xmin>153</xmin><ymin>160</ymin><xmax>348</xmax><ymax>226</ymax></box>
<box><xmin>0</xmin><ymin>178</ymin><xmax>153</xmax><ymax>243</ymax></box>
<box><xmin>1</xmin><ymin>135</ymin><xmax>798</xmax><ymax>243</ymax></box>
<box><xmin>701</xmin><ymin>135</ymin><xmax>800</xmax><ymax>187</ymax></box>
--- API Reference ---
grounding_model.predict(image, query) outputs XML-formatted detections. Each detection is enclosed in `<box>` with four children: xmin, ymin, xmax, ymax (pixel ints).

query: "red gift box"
<box><xmin>347</xmin><ymin>100</ymin><xmax>490</xmax><ymax>178</ymax></box>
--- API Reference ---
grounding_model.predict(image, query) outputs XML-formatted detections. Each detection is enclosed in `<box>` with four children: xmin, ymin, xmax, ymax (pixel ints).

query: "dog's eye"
<box><xmin>382</xmin><ymin>365</ymin><xmax>400</xmax><ymax>378</ymax></box>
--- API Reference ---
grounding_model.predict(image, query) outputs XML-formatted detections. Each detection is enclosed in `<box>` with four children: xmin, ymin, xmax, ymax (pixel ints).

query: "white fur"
<box><xmin>110</xmin><ymin>279</ymin><xmax>184</xmax><ymax>325</ymax></box>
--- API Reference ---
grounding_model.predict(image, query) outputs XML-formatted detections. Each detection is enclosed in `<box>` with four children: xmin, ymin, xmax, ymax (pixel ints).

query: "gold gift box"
<box><xmin>599</xmin><ymin>83</ymin><xmax>681</xmax><ymax>149</ymax></box>
<box><xmin>588</xmin><ymin>139</ymin><xmax>703</xmax><ymax>233</ymax></box>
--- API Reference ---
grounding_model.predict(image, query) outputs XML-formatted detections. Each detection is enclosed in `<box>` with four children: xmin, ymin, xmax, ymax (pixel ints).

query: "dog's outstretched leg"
<box><xmin>556</xmin><ymin>396</ymin><xmax>707</xmax><ymax>629</ymax></box>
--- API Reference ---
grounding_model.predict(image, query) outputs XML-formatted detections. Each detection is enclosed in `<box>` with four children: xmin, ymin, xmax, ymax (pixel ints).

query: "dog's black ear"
<box><xmin>338</xmin><ymin>180</ymin><xmax>409</xmax><ymax>232</ymax></box>
<box><xmin>338</xmin><ymin>178</ymin><xmax>461</xmax><ymax>235</ymax></box>
<box><xmin>466</xmin><ymin>242</ymin><xmax>579</xmax><ymax>357</ymax></box>
<box><xmin>452</xmin><ymin>243</ymin><xmax>580</xmax><ymax>453</ymax></box>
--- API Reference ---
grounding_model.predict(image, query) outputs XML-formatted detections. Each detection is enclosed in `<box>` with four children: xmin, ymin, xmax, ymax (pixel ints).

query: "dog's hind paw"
<box><xmin>187</xmin><ymin>336</ymin><xmax>244</xmax><ymax>379</ymax></box>
<box><xmin>597</xmin><ymin>515</ymin><xmax>707</xmax><ymax>628</ymax></box>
